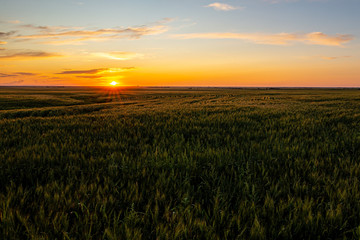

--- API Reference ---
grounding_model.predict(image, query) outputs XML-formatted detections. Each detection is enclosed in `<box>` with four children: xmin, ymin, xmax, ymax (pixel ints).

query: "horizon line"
<box><xmin>1</xmin><ymin>85</ymin><xmax>360</xmax><ymax>89</ymax></box>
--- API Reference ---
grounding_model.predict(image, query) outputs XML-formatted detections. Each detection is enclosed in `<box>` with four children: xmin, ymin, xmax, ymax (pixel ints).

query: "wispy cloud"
<box><xmin>157</xmin><ymin>18</ymin><xmax>175</xmax><ymax>24</ymax></box>
<box><xmin>0</xmin><ymin>73</ymin><xmax>18</xmax><ymax>78</ymax></box>
<box><xmin>13</xmin><ymin>22</ymin><xmax>170</xmax><ymax>45</ymax></box>
<box><xmin>1</xmin><ymin>80</ymin><xmax>24</xmax><ymax>85</ymax></box>
<box><xmin>173</xmin><ymin>32</ymin><xmax>353</xmax><ymax>46</ymax></box>
<box><xmin>94</xmin><ymin>51</ymin><xmax>144</xmax><ymax>60</ymax></box>
<box><xmin>0</xmin><ymin>72</ymin><xmax>38</xmax><ymax>78</ymax></box>
<box><xmin>76</xmin><ymin>75</ymin><xmax>103</xmax><ymax>79</ymax></box>
<box><xmin>56</xmin><ymin>67</ymin><xmax>136</xmax><ymax>81</ymax></box>
<box><xmin>0</xmin><ymin>51</ymin><xmax>61</xmax><ymax>60</ymax></box>
<box><xmin>0</xmin><ymin>31</ymin><xmax>17</xmax><ymax>38</ymax></box>
<box><xmin>0</xmin><ymin>41</ymin><xmax>7</xmax><ymax>45</ymax></box>
<box><xmin>20</xmin><ymin>24</ymin><xmax>82</xmax><ymax>32</ymax></box>
<box><xmin>57</xmin><ymin>68</ymin><xmax>106</xmax><ymax>74</ymax></box>
<box><xmin>320</xmin><ymin>55</ymin><xmax>351</xmax><ymax>60</ymax></box>
<box><xmin>21</xmin><ymin>24</ymin><xmax>54</xmax><ymax>31</ymax></box>
<box><xmin>15</xmin><ymin>72</ymin><xmax>38</xmax><ymax>76</ymax></box>
<box><xmin>306</xmin><ymin>32</ymin><xmax>353</xmax><ymax>46</ymax></box>
<box><xmin>57</xmin><ymin>67</ymin><xmax>135</xmax><ymax>75</ymax></box>
<box><xmin>2</xmin><ymin>20</ymin><xmax>22</xmax><ymax>24</ymax></box>
<box><xmin>205</xmin><ymin>2</ymin><xmax>243</xmax><ymax>11</ymax></box>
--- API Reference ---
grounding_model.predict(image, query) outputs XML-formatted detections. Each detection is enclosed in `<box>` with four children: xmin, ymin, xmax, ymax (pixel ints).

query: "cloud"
<box><xmin>57</xmin><ymin>67</ymin><xmax>135</xmax><ymax>75</ymax></box>
<box><xmin>20</xmin><ymin>24</ymin><xmax>81</xmax><ymax>32</ymax></box>
<box><xmin>57</xmin><ymin>68</ymin><xmax>107</xmax><ymax>74</ymax></box>
<box><xmin>95</xmin><ymin>51</ymin><xmax>144</xmax><ymax>60</ymax></box>
<box><xmin>1</xmin><ymin>80</ymin><xmax>24</xmax><ymax>85</ymax></box>
<box><xmin>15</xmin><ymin>72</ymin><xmax>38</xmax><ymax>76</ymax></box>
<box><xmin>173</xmin><ymin>32</ymin><xmax>353</xmax><ymax>46</ymax></box>
<box><xmin>0</xmin><ymin>73</ymin><xmax>18</xmax><ymax>78</ymax></box>
<box><xmin>0</xmin><ymin>72</ymin><xmax>38</xmax><ymax>78</ymax></box>
<box><xmin>305</xmin><ymin>32</ymin><xmax>353</xmax><ymax>46</ymax></box>
<box><xmin>21</xmin><ymin>24</ymin><xmax>52</xmax><ymax>31</ymax></box>
<box><xmin>320</xmin><ymin>55</ymin><xmax>351</xmax><ymax>60</ymax></box>
<box><xmin>56</xmin><ymin>67</ymin><xmax>136</xmax><ymax>81</ymax></box>
<box><xmin>13</xmin><ymin>23</ymin><xmax>169</xmax><ymax>45</ymax></box>
<box><xmin>157</xmin><ymin>18</ymin><xmax>175</xmax><ymax>24</ymax></box>
<box><xmin>41</xmin><ymin>38</ymin><xmax>92</xmax><ymax>45</ymax></box>
<box><xmin>0</xmin><ymin>48</ymin><xmax>5</xmax><ymax>50</ymax></box>
<box><xmin>205</xmin><ymin>2</ymin><xmax>243</xmax><ymax>11</ymax></box>
<box><xmin>76</xmin><ymin>75</ymin><xmax>103</xmax><ymax>79</ymax></box>
<box><xmin>0</xmin><ymin>31</ymin><xmax>17</xmax><ymax>38</ymax></box>
<box><xmin>0</xmin><ymin>41</ymin><xmax>7</xmax><ymax>45</ymax></box>
<box><xmin>1</xmin><ymin>20</ymin><xmax>22</xmax><ymax>24</ymax></box>
<box><xmin>0</xmin><ymin>51</ymin><xmax>61</xmax><ymax>60</ymax></box>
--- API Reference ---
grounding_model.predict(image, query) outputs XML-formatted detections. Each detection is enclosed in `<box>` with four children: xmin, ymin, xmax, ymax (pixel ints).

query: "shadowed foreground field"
<box><xmin>1</xmin><ymin>87</ymin><xmax>360</xmax><ymax>239</ymax></box>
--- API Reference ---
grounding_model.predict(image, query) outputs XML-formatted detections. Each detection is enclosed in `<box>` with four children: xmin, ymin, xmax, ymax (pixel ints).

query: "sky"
<box><xmin>0</xmin><ymin>0</ymin><xmax>359</xmax><ymax>87</ymax></box>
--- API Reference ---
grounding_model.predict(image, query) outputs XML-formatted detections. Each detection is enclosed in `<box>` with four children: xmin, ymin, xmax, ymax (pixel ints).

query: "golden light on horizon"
<box><xmin>110</xmin><ymin>81</ymin><xmax>118</xmax><ymax>86</ymax></box>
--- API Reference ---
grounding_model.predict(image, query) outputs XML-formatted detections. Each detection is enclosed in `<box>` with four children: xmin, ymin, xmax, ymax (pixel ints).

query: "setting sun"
<box><xmin>110</xmin><ymin>81</ymin><xmax>118</xmax><ymax>86</ymax></box>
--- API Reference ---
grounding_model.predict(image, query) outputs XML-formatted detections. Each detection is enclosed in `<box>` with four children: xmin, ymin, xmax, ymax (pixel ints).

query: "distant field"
<box><xmin>1</xmin><ymin>87</ymin><xmax>360</xmax><ymax>239</ymax></box>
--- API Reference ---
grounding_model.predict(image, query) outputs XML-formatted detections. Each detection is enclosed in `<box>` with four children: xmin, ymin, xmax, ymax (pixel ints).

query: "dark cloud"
<box><xmin>21</xmin><ymin>24</ymin><xmax>52</xmax><ymax>31</ymax></box>
<box><xmin>0</xmin><ymin>31</ymin><xmax>16</xmax><ymax>45</ymax></box>
<box><xmin>19</xmin><ymin>24</ymin><xmax>78</xmax><ymax>33</ymax></box>
<box><xmin>121</xmin><ymin>67</ymin><xmax>136</xmax><ymax>70</ymax></box>
<box><xmin>2</xmin><ymin>80</ymin><xmax>24</xmax><ymax>85</ymax></box>
<box><xmin>57</xmin><ymin>67</ymin><xmax>135</xmax><ymax>75</ymax></box>
<box><xmin>76</xmin><ymin>75</ymin><xmax>104</xmax><ymax>79</ymax></box>
<box><xmin>15</xmin><ymin>72</ymin><xmax>38</xmax><ymax>76</ymax></box>
<box><xmin>0</xmin><ymin>51</ymin><xmax>61</xmax><ymax>59</ymax></box>
<box><xmin>0</xmin><ymin>73</ymin><xmax>18</xmax><ymax>78</ymax></box>
<box><xmin>0</xmin><ymin>72</ymin><xmax>38</xmax><ymax>78</ymax></box>
<box><xmin>0</xmin><ymin>31</ymin><xmax>17</xmax><ymax>38</ymax></box>
<box><xmin>57</xmin><ymin>68</ymin><xmax>107</xmax><ymax>74</ymax></box>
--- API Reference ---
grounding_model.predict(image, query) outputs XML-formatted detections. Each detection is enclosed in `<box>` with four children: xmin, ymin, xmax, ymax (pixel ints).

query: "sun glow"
<box><xmin>110</xmin><ymin>81</ymin><xmax>118</xmax><ymax>86</ymax></box>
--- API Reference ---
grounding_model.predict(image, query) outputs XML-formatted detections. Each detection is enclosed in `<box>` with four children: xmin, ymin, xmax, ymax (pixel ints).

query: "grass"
<box><xmin>1</xmin><ymin>86</ymin><xmax>360</xmax><ymax>239</ymax></box>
